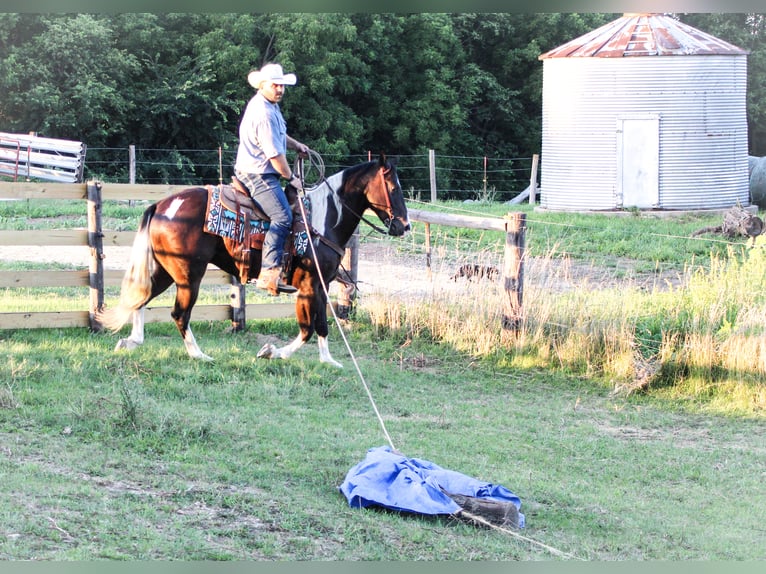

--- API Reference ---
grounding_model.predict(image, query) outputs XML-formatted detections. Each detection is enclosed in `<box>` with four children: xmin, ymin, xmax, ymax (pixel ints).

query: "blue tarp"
<box><xmin>339</xmin><ymin>445</ymin><xmax>525</xmax><ymax>528</ymax></box>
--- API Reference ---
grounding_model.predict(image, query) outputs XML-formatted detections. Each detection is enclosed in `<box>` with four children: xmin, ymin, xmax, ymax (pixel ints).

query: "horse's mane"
<box><xmin>306</xmin><ymin>160</ymin><xmax>377</xmax><ymax>234</ymax></box>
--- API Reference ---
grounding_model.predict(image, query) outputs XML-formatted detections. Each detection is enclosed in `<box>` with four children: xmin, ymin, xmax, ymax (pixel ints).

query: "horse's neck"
<box><xmin>307</xmin><ymin>172</ymin><xmax>365</xmax><ymax>245</ymax></box>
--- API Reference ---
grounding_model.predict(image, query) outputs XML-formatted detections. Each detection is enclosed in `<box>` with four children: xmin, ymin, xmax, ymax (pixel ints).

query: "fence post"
<box><xmin>335</xmin><ymin>225</ymin><xmax>359</xmax><ymax>319</ymax></box>
<box><xmin>129</xmin><ymin>145</ymin><xmax>136</xmax><ymax>184</ymax></box>
<box><xmin>128</xmin><ymin>145</ymin><xmax>136</xmax><ymax>207</ymax></box>
<box><xmin>429</xmin><ymin>149</ymin><xmax>437</xmax><ymax>202</ymax></box>
<box><xmin>529</xmin><ymin>154</ymin><xmax>539</xmax><ymax>206</ymax></box>
<box><xmin>87</xmin><ymin>180</ymin><xmax>105</xmax><ymax>331</ymax></box>
<box><xmin>229</xmin><ymin>277</ymin><xmax>246</xmax><ymax>331</ymax></box>
<box><xmin>424</xmin><ymin>222</ymin><xmax>432</xmax><ymax>278</ymax></box>
<box><xmin>501</xmin><ymin>212</ymin><xmax>526</xmax><ymax>338</ymax></box>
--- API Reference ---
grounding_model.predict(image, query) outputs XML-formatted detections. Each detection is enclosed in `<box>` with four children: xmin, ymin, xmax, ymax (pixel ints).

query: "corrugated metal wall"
<box><xmin>540</xmin><ymin>55</ymin><xmax>749</xmax><ymax>211</ymax></box>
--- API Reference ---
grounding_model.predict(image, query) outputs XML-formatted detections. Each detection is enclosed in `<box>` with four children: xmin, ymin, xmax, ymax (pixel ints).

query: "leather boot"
<box><xmin>255</xmin><ymin>267</ymin><xmax>297</xmax><ymax>296</ymax></box>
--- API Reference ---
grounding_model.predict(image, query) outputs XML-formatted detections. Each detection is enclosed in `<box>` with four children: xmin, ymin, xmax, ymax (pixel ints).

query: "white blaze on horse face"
<box><xmin>163</xmin><ymin>197</ymin><xmax>185</xmax><ymax>220</ymax></box>
<box><xmin>308</xmin><ymin>173</ymin><xmax>343</xmax><ymax>235</ymax></box>
<box><xmin>391</xmin><ymin>171</ymin><xmax>409</xmax><ymax>227</ymax></box>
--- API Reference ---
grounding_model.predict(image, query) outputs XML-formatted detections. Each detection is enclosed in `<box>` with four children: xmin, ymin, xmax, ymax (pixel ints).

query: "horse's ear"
<box><xmin>377</xmin><ymin>152</ymin><xmax>398</xmax><ymax>168</ymax></box>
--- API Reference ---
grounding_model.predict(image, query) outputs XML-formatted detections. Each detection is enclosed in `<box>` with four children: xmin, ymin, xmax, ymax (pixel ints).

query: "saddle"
<box><xmin>203</xmin><ymin>177</ymin><xmax>310</xmax><ymax>285</ymax></box>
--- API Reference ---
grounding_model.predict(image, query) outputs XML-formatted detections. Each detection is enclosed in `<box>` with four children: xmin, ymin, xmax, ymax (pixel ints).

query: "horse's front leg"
<box><xmin>317</xmin><ymin>335</ymin><xmax>342</xmax><ymax>368</ymax></box>
<box><xmin>257</xmin><ymin>287</ymin><xmax>313</xmax><ymax>362</ymax></box>
<box><xmin>257</xmin><ymin>279</ymin><xmax>343</xmax><ymax>368</ymax></box>
<box><xmin>114</xmin><ymin>307</ymin><xmax>145</xmax><ymax>352</ymax></box>
<box><xmin>313</xmin><ymin>289</ymin><xmax>342</xmax><ymax>368</ymax></box>
<box><xmin>257</xmin><ymin>329</ymin><xmax>342</xmax><ymax>368</ymax></box>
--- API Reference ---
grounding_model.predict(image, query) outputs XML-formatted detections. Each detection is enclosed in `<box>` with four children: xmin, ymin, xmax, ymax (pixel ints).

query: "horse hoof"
<box><xmin>257</xmin><ymin>343</ymin><xmax>276</xmax><ymax>359</ymax></box>
<box><xmin>115</xmin><ymin>338</ymin><xmax>140</xmax><ymax>352</ymax></box>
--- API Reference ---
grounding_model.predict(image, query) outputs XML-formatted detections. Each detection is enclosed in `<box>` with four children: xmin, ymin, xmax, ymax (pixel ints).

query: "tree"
<box><xmin>0</xmin><ymin>14</ymin><xmax>139</xmax><ymax>145</ymax></box>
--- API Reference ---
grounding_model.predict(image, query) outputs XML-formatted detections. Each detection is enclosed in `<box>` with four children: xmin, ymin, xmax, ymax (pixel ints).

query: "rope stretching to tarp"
<box><xmin>291</xmin><ymin>155</ymin><xmax>581</xmax><ymax>560</ymax></box>
<box><xmin>293</xmin><ymin>156</ymin><xmax>397</xmax><ymax>452</ymax></box>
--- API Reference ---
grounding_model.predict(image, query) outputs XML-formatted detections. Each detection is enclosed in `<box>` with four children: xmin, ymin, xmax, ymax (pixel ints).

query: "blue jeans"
<box><xmin>235</xmin><ymin>171</ymin><xmax>292</xmax><ymax>270</ymax></box>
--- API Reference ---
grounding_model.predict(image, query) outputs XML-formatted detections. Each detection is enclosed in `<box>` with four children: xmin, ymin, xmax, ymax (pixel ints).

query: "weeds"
<box><xmin>358</xmin><ymin>236</ymin><xmax>766</xmax><ymax>417</ymax></box>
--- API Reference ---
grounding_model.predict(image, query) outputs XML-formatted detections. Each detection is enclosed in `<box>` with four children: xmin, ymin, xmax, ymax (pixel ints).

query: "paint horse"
<box><xmin>97</xmin><ymin>154</ymin><xmax>410</xmax><ymax>366</ymax></box>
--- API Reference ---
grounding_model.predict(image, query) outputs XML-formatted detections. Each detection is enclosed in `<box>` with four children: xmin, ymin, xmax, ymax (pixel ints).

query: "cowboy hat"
<box><xmin>247</xmin><ymin>63</ymin><xmax>297</xmax><ymax>89</ymax></box>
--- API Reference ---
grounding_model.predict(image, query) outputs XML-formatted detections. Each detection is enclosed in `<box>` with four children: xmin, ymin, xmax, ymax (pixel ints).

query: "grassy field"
<box><xmin>1</xmin><ymin>198</ymin><xmax>766</xmax><ymax>560</ymax></box>
<box><xmin>2</xmin><ymin>319</ymin><xmax>765</xmax><ymax>560</ymax></box>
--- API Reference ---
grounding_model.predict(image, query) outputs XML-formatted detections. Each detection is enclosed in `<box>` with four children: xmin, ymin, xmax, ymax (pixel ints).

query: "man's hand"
<box><xmin>289</xmin><ymin>173</ymin><xmax>304</xmax><ymax>191</ymax></box>
<box><xmin>288</xmin><ymin>135</ymin><xmax>310</xmax><ymax>158</ymax></box>
<box><xmin>295</xmin><ymin>142</ymin><xmax>310</xmax><ymax>158</ymax></box>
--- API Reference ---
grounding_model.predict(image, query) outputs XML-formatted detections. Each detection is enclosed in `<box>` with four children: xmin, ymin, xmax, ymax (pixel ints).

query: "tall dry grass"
<box><xmin>358</xmin><ymin>239</ymin><xmax>766</xmax><ymax>415</ymax></box>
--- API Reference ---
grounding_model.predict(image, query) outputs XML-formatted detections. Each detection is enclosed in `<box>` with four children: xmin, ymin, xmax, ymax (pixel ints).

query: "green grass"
<box><xmin>405</xmin><ymin>200</ymin><xmax>741</xmax><ymax>269</ymax></box>
<box><xmin>2</xmin><ymin>197</ymin><xmax>766</xmax><ymax>559</ymax></box>
<box><xmin>2</xmin><ymin>319</ymin><xmax>765</xmax><ymax>560</ymax></box>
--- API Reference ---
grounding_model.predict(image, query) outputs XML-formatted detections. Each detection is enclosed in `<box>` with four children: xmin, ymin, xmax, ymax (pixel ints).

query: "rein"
<box><xmin>293</xmin><ymin>155</ymin><xmax>398</xmax><ymax>259</ymax></box>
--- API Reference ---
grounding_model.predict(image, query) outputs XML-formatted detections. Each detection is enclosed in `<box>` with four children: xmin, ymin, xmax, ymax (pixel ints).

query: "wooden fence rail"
<box><xmin>0</xmin><ymin>180</ymin><xmax>294</xmax><ymax>331</ymax></box>
<box><xmin>1</xmin><ymin>182</ymin><xmax>526</xmax><ymax>335</ymax></box>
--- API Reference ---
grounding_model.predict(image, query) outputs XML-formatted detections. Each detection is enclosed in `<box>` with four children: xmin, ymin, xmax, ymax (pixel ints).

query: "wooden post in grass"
<box><xmin>501</xmin><ymin>212</ymin><xmax>526</xmax><ymax>337</ymax></box>
<box><xmin>87</xmin><ymin>180</ymin><xmax>105</xmax><ymax>331</ymax></box>
<box><xmin>529</xmin><ymin>154</ymin><xmax>539</xmax><ymax>206</ymax></box>
<box><xmin>424</xmin><ymin>222</ymin><xmax>432</xmax><ymax>279</ymax></box>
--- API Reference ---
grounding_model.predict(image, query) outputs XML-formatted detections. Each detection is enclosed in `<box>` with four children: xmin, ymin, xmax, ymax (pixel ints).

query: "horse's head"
<box><xmin>365</xmin><ymin>153</ymin><xmax>410</xmax><ymax>236</ymax></box>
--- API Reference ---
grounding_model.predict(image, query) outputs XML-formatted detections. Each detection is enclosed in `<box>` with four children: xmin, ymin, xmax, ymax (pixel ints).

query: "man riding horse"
<box><xmin>234</xmin><ymin>62</ymin><xmax>310</xmax><ymax>295</ymax></box>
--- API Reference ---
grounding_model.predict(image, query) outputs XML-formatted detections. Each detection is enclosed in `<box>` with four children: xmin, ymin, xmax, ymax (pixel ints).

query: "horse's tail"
<box><xmin>97</xmin><ymin>205</ymin><xmax>157</xmax><ymax>332</ymax></box>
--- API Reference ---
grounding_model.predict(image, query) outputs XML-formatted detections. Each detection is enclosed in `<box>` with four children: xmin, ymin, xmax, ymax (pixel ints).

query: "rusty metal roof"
<box><xmin>539</xmin><ymin>13</ymin><xmax>748</xmax><ymax>59</ymax></box>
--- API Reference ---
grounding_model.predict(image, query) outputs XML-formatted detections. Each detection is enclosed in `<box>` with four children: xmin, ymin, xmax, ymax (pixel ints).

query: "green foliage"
<box><xmin>0</xmin><ymin>14</ymin><xmax>140</xmax><ymax>143</ymax></box>
<box><xmin>4</xmin><ymin>12</ymin><xmax>766</xmax><ymax>183</ymax></box>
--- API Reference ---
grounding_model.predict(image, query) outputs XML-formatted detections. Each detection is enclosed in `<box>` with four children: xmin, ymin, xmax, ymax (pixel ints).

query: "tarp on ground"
<box><xmin>338</xmin><ymin>445</ymin><xmax>525</xmax><ymax>528</ymax></box>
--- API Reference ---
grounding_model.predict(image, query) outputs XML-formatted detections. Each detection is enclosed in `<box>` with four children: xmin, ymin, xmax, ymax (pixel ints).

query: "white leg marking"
<box><xmin>256</xmin><ymin>334</ymin><xmax>342</xmax><ymax>368</ymax></box>
<box><xmin>257</xmin><ymin>333</ymin><xmax>305</xmax><ymax>361</ymax></box>
<box><xmin>318</xmin><ymin>336</ymin><xmax>342</xmax><ymax>368</ymax></box>
<box><xmin>183</xmin><ymin>325</ymin><xmax>213</xmax><ymax>361</ymax></box>
<box><xmin>114</xmin><ymin>308</ymin><xmax>145</xmax><ymax>352</ymax></box>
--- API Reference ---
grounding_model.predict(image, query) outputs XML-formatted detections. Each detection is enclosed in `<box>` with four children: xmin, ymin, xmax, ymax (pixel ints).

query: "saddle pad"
<box><xmin>204</xmin><ymin>184</ymin><xmax>269</xmax><ymax>243</ymax></box>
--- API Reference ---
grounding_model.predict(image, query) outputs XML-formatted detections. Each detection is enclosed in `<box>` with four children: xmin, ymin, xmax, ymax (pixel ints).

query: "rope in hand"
<box><xmin>293</xmin><ymin>156</ymin><xmax>397</xmax><ymax>453</ymax></box>
<box><xmin>295</xmin><ymin>148</ymin><xmax>325</xmax><ymax>188</ymax></box>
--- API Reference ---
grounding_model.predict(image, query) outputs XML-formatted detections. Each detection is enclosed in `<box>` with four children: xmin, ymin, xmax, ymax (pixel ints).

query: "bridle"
<box><xmin>294</xmin><ymin>154</ymin><xmax>400</xmax><ymax>236</ymax></box>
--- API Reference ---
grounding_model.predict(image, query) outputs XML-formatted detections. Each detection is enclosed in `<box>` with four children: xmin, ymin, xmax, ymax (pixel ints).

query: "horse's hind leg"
<box><xmin>114</xmin><ymin>267</ymin><xmax>172</xmax><ymax>353</ymax></box>
<box><xmin>115</xmin><ymin>307</ymin><xmax>146</xmax><ymax>351</ymax></box>
<box><xmin>172</xmin><ymin>280</ymin><xmax>213</xmax><ymax>361</ymax></box>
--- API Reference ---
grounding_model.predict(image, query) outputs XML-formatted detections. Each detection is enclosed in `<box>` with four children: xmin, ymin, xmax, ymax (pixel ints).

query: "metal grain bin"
<box><xmin>538</xmin><ymin>13</ymin><xmax>750</xmax><ymax>211</ymax></box>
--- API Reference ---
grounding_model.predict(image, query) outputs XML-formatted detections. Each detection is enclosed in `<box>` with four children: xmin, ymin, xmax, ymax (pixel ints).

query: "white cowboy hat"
<box><xmin>247</xmin><ymin>63</ymin><xmax>297</xmax><ymax>89</ymax></box>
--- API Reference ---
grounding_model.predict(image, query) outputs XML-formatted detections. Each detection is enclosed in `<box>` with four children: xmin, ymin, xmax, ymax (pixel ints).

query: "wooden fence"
<box><xmin>0</xmin><ymin>181</ymin><xmax>526</xmax><ymax>335</ymax></box>
<box><xmin>0</xmin><ymin>180</ymin><xmax>295</xmax><ymax>331</ymax></box>
<box><xmin>407</xmin><ymin>208</ymin><xmax>526</xmax><ymax>334</ymax></box>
